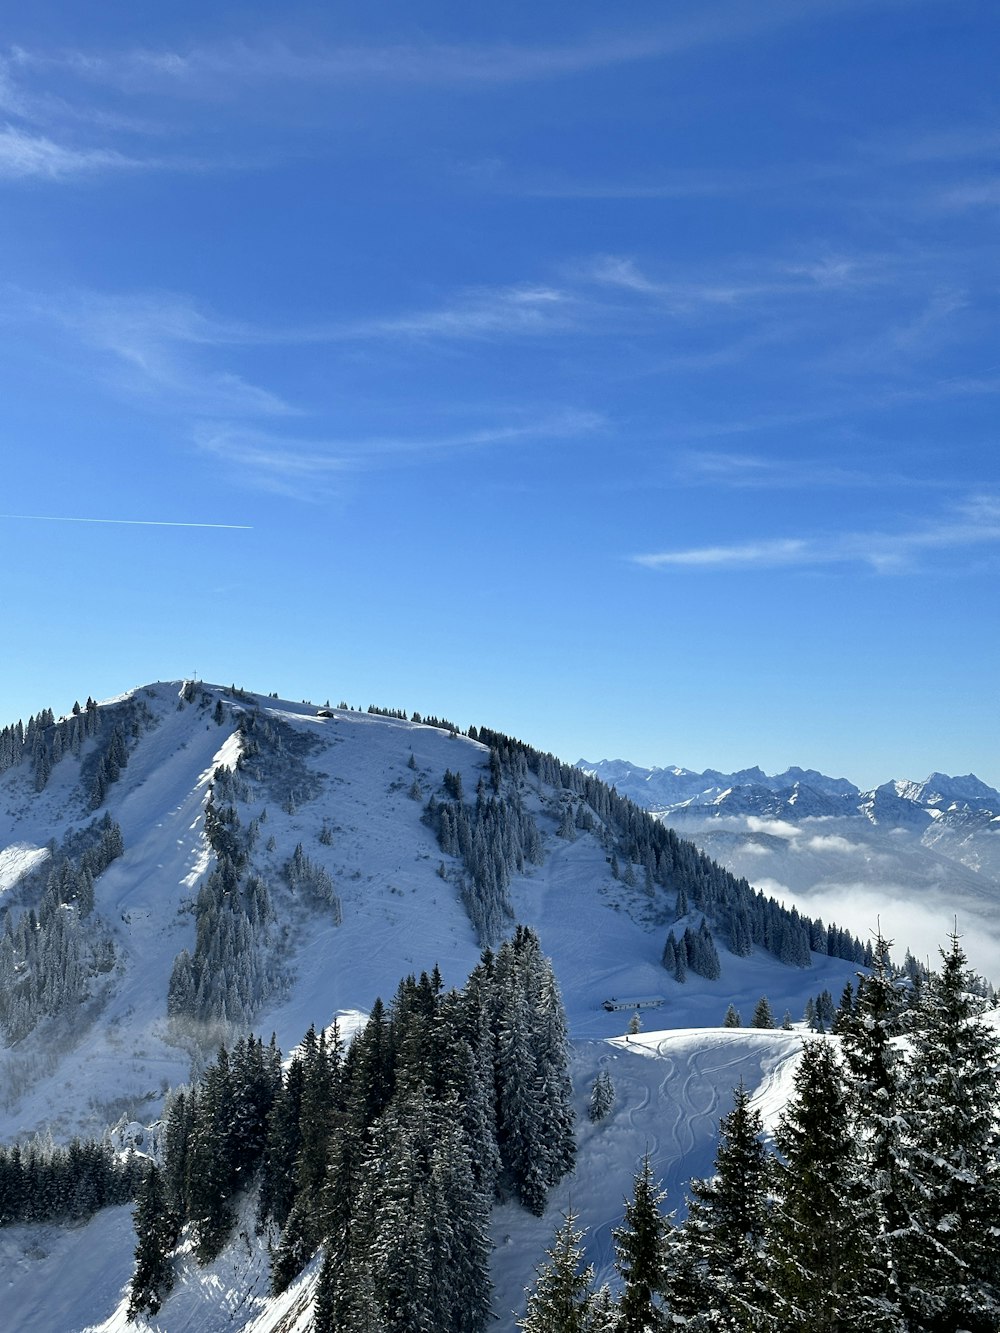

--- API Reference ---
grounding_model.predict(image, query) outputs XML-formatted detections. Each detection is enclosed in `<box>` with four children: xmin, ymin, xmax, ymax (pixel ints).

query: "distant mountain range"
<box><xmin>578</xmin><ymin>758</ymin><xmax>1000</xmax><ymax>978</ymax></box>
<box><xmin>577</xmin><ymin>759</ymin><xmax>1000</xmax><ymax>826</ymax></box>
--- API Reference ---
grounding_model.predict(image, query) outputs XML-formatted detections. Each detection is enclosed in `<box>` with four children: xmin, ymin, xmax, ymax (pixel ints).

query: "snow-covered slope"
<box><xmin>0</xmin><ymin>683</ymin><xmax>885</xmax><ymax>1331</ymax></box>
<box><xmin>4</xmin><ymin>1027</ymin><xmax>820</xmax><ymax>1333</ymax></box>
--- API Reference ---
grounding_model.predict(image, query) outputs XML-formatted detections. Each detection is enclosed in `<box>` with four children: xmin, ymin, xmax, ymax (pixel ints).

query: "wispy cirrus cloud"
<box><xmin>633</xmin><ymin>495</ymin><xmax>1000</xmax><ymax>574</ymax></box>
<box><xmin>347</xmin><ymin>284</ymin><xmax>582</xmax><ymax>341</ymax></box>
<box><xmin>9</xmin><ymin>286</ymin><xmax>297</xmax><ymax>416</ymax></box>
<box><xmin>16</xmin><ymin>281</ymin><xmax>591</xmax><ymax>355</ymax></box>
<box><xmin>0</xmin><ymin>124</ymin><xmax>144</xmax><ymax>178</ymax></box>
<box><xmin>194</xmin><ymin>410</ymin><xmax>605</xmax><ymax>499</ymax></box>
<box><xmin>8</xmin><ymin>2</ymin><xmax>868</xmax><ymax>96</ymax></box>
<box><xmin>10</xmin><ymin>280</ymin><xmax>605</xmax><ymax>497</ymax></box>
<box><xmin>583</xmin><ymin>252</ymin><xmax>890</xmax><ymax>312</ymax></box>
<box><xmin>870</xmin><ymin>125</ymin><xmax>1000</xmax><ymax>166</ymax></box>
<box><xmin>938</xmin><ymin>179</ymin><xmax>1000</xmax><ymax>212</ymax></box>
<box><xmin>674</xmin><ymin>450</ymin><xmax>945</xmax><ymax>491</ymax></box>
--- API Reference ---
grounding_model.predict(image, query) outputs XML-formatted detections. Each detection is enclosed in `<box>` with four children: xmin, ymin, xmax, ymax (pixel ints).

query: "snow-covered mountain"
<box><xmin>0</xmin><ymin>684</ymin><xmax>943</xmax><ymax>1331</ymax></box>
<box><xmin>578</xmin><ymin>757</ymin><xmax>1000</xmax><ymax>824</ymax></box>
<box><xmin>578</xmin><ymin>756</ymin><xmax>1000</xmax><ymax>980</ymax></box>
<box><xmin>576</xmin><ymin>760</ymin><xmax>864</xmax><ymax>813</ymax></box>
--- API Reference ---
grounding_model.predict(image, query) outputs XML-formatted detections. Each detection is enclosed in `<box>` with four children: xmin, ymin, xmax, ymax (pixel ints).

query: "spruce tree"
<box><xmin>614</xmin><ymin>1153</ymin><xmax>671</xmax><ymax>1333</ymax></box>
<box><xmin>768</xmin><ymin>1041</ymin><xmax>888</xmax><ymax>1332</ymax></box>
<box><xmin>128</xmin><ymin>1163</ymin><xmax>178</xmax><ymax>1319</ymax></box>
<box><xmin>837</xmin><ymin>930</ymin><xmax>907</xmax><ymax>1319</ymax></box>
<box><xmin>588</xmin><ymin>1070</ymin><xmax>615</xmax><ymax>1122</ymax></box>
<box><xmin>894</xmin><ymin>932</ymin><xmax>1000</xmax><ymax>1331</ymax></box>
<box><xmin>519</xmin><ymin>1210</ymin><xmax>607</xmax><ymax>1333</ymax></box>
<box><xmin>666</xmin><ymin>1082</ymin><xmax>770</xmax><ymax>1331</ymax></box>
<box><xmin>186</xmin><ymin>1048</ymin><xmax>238</xmax><ymax>1263</ymax></box>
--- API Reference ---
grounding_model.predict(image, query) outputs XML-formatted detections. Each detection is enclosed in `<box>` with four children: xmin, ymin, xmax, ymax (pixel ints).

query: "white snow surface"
<box><xmin>0</xmin><ymin>842</ymin><xmax>49</xmax><ymax>896</ymax></box>
<box><xmin>0</xmin><ymin>682</ymin><xmax>865</xmax><ymax>1332</ymax></box>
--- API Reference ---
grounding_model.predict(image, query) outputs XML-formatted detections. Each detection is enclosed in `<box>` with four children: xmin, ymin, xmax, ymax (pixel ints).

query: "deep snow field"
<box><xmin>0</xmin><ymin>683</ymin><xmax>877</xmax><ymax>1331</ymax></box>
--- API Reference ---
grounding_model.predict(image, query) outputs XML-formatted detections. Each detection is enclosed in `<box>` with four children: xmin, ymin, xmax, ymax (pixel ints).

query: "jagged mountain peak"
<box><xmin>892</xmin><ymin>771</ymin><xmax>999</xmax><ymax>809</ymax></box>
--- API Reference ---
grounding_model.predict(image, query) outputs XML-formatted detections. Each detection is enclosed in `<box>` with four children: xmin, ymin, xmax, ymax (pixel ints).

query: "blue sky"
<box><xmin>1</xmin><ymin>0</ymin><xmax>997</xmax><ymax>788</ymax></box>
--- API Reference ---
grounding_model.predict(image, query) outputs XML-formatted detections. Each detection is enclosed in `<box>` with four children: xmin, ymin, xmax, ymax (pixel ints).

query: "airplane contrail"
<box><xmin>0</xmin><ymin>514</ymin><xmax>253</xmax><ymax>530</ymax></box>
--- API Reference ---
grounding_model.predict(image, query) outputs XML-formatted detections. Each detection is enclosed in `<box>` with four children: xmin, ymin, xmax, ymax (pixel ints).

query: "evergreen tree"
<box><xmin>614</xmin><ymin>1153</ymin><xmax>671</xmax><ymax>1333</ymax></box>
<box><xmin>666</xmin><ymin>1083</ymin><xmax>770</xmax><ymax>1331</ymax></box>
<box><xmin>493</xmin><ymin>929</ymin><xmax>575</xmax><ymax>1213</ymax></box>
<box><xmin>723</xmin><ymin>1004</ymin><xmax>741</xmax><ymax>1028</ymax></box>
<box><xmin>832</xmin><ymin>979</ymin><xmax>854</xmax><ymax>1032</ymax></box>
<box><xmin>589</xmin><ymin>1070</ymin><xmax>615</xmax><ymax>1122</ymax></box>
<box><xmin>837</xmin><ymin>930</ymin><xmax>907</xmax><ymax>1317</ymax></box>
<box><xmin>128</xmin><ymin>1163</ymin><xmax>178</xmax><ymax>1319</ymax></box>
<box><xmin>519</xmin><ymin>1210</ymin><xmax>609</xmax><ymax>1333</ymax></box>
<box><xmin>750</xmin><ymin>996</ymin><xmax>774</xmax><ymax>1029</ymax></box>
<box><xmin>768</xmin><ymin>1041</ymin><xmax>888</xmax><ymax>1332</ymax></box>
<box><xmin>257</xmin><ymin>1054</ymin><xmax>305</xmax><ymax>1230</ymax></box>
<box><xmin>186</xmin><ymin>1048</ymin><xmax>238</xmax><ymax>1263</ymax></box>
<box><xmin>894</xmin><ymin>933</ymin><xmax>1000</xmax><ymax>1331</ymax></box>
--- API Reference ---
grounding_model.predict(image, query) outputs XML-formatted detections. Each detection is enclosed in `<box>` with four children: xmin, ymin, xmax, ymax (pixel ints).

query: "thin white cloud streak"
<box><xmin>938</xmin><ymin>179</ymin><xmax>1000</xmax><ymax>212</ymax></box>
<box><xmin>8</xmin><ymin>2</ymin><xmax>870</xmax><ymax>95</ymax></box>
<box><xmin>101</xmin><ymin>351</ymin><xmax>295</xmax><ymax>419</ymax></box>
<box><xmin>348</xmin><ymin>285</ymin><xmax>584</xmax><ymax>341</ymax></box>
<box><xmin>0</xmin><ymin>53</ymin><xmax>158</xmax><ymax>134</ymax></box>
<box><xmin>636</xmin><ymin>538</ymin><xmax>813</xmax><ymax>570</ymax></box>
<box><xmin>674</xmin><ymin>450</ymin><xmax>945</xmax><ymax>492</ymax></box>
<box><xmin>503</xmin><ymin>158</ymin><xmax>859</xmax><ymax>203</ymax></box>
<box><xmin>0</xmin><ymin>126</ymin><xmax>254</xmax><ymax>182</ymax></box>
<box><xmin>183</xmin><ymin>281</ymin><xmax>586</xmax><ymax>345</ymax></box>
<box><xmin>877</xmin><ymin>126</ymin><xmax>1000</xmax><ymax>166</ymax></box>
<box><xmin>10</xmin><ymin>287</ymin><xmax>297</xmax><ymax>417</ymax></box>
<box><xmin>0</xmin><ymin>124</ymin><xmax>143</xmax><ymax>178</ymax></box>
<box><xmin>633</xmin><ymin>495</ymin><xmax>1000</xmax><ymax>573</ymax></box>
<box><xmin>584</xmin><ymin>253</ymin><xmax>891</xmax><ymax>313</ymax></box>
<box><xmin>11</xmin><ymin>283</ymin><xmax>595</xmax><ymax>361</ymax></box>
<box><xmin>0</xmin><ymin>513</ymin><xmax>251</xmax><ymax>529</ymax></box>
<box><xmin>195</xmin><ymin>411</ymin><xmax>604</xmax><ymax>499</ymax></box>
<box><xmin>494</xmin><ymin>121</ymin><xmax>1000</xmax><ymax>206</ymax></box>
<box><xmin>808</xmin><ymin>287</ymin><xmax>970</xmax><ymax>378</ymax></box>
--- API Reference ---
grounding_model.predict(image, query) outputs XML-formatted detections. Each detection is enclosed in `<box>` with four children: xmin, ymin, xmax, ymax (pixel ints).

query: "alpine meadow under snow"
<box><xmin>0</xmin><ymin>681</ymin><xmax>997</xmax><ymax>1331</ymax></box>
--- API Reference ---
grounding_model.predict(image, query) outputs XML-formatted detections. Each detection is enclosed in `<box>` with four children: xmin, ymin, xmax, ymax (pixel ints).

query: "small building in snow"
<box><xmin>602</xmin><ymin>995</ymin><xmax>665</xmax><ymax>1013</ymax></box>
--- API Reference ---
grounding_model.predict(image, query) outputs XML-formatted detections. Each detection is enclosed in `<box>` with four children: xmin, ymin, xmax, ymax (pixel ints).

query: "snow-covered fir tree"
<box><xmin>665</xmin><ymin>1082</ymin><xmax>771</xmax><ymax>1331</ymax></box>
<box><xmin>588</xmin><ymin>1069</ymin><xmax>615</xmax><ymax>1122</ymax></box>
<box><xmin>894</xmin><ymin>932</ymin><xmax>1000</xmax><ymax>1331</ymax></box>
<box><xmin>614</xmin><ymin>1153</ymin><xmax>672</xmax><ymax>1332</ymax></box>
<box><xmin>519</xmin><ymin>1210</ymin><xmax>614</xmax><ymax>1333</ymax></box>
<box><xmin>767</xmin><ymin>1041</ymin><xmax>892</xmax><ymax>1333</ymax></box>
